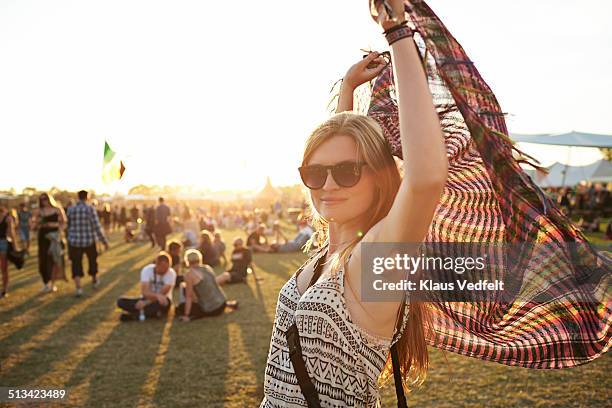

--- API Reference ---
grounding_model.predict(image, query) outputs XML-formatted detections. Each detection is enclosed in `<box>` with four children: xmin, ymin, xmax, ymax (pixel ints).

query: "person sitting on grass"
<box><xmin>269</xmin><ymin>218</ymin><xmax>314</xmax><ymax>253</ymax></box>
<box><xmin>197</xmin><ymin>230</ymin><xmax>220</xmax><ymax>267</ymax></box>
<box><xmin>182</xmin><ymin>215</ymin><xmax>200</xmax><ymax>248</ymax></box>
<box><xmin>167</xmin><ymin>240</ymin><xmax>186</xmax><ymax>305</ymax></box>
<box><xmin>177</xmin><ymin>249</ymin><xmax>238</xmax><ymax>322</ymax></box>
<box><xmin>213</xmin><ymin>232</ymin><xmax>227</xmax><ymax>267</ymax></box>
<box><xmin>167</xmin><ymin>240</ymin><xmax>183</xmax><ymax>281</ymax></box>
<box><xmin>116</xmin><ymin>251</ymin><xmax>176</xmax><ymax>322</ymax></box>
<box><xmin>124</xmin><ymin>221</ymin><xmax>136</xmax><ymax>243</ymax></box>
<box><xmin>246</xmin><ymin>223</ymin><xmax>270</xmax><ymax>253</ymax></box>
<box><xmin>216</xmin><ymin>238</ymin><xmax>252</xmax><ymax>285</ymax></box>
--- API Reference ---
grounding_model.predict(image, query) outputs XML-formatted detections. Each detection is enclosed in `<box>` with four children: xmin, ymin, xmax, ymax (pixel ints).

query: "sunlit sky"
<box><xmin>1</xmin><ymin>0</ymin><xmax>610</xmax><ymax>194</ymax></box>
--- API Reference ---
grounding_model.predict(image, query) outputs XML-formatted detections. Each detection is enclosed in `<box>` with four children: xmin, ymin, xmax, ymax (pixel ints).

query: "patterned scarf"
<box><xmin>365</xmin><ymin>0</ymin><xmax>611</xmax><ymax>368</ymax></box>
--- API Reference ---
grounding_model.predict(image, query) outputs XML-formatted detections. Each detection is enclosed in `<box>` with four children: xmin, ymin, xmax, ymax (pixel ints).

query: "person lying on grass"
<box><xmin>177</xmin><ymin>249</ymin><xmax>238</xmax><ymax>322</ymax></box>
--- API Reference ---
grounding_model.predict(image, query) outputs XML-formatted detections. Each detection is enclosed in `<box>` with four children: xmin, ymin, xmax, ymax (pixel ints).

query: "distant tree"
<box><xmin>128</xmin><ymin>184</ymin><xmax>152</xmax><ymax>195</ymax></box>
<box><xmin>22</xmin><ymin>187</ymin><xmax>38</xmax><ymax>196</ymax></box>
<box><xmin>600</xmin><ymin>148</ymin><xmax>612</xmax><ymax>161</ymax></box>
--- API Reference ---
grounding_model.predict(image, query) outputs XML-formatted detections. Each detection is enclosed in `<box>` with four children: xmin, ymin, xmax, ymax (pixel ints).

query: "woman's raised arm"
<box><xmin>363</xmin><ymin>0</ymin><xmax>447</xmax><ymax>245</ymax></box>
<box><xmin>336</xmin><ymin>52</ymin><xmax>387</xmax><ymax>113</ymax></box>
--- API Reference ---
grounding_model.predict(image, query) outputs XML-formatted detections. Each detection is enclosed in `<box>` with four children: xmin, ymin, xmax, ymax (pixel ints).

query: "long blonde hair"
<box><xmin>302</xmin><ymin>111</ymin><xmax>432</xmax><ymax>390</ymax></box>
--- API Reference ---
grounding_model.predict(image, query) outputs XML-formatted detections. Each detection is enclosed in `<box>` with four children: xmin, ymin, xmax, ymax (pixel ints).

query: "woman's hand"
<box><xmin>342</xmin><ymin>52</ymin><xmax>387</xmax><ymax>92</ymax></box>
<box><xmin>336</xmin><ymin>52</ymin><xmax>387</xmax><ymax>113</ymax></box>
<box><xmin>370</xmin><ymin>0</ymin><xmax>406</xmax><ymax>30</ymax></box>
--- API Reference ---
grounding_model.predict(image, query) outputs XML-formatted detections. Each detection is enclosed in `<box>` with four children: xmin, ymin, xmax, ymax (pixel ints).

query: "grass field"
<box><xmin>0</xmin><ymin>228</ymin><xmax>610</xmax><ymax>407</ymax></box>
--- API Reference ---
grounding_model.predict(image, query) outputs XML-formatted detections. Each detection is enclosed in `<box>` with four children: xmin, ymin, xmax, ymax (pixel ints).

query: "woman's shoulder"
<box><xmin>193</xmin><ymin>265</ymin><xmax>215</xmax><ymax>278</ymax></box>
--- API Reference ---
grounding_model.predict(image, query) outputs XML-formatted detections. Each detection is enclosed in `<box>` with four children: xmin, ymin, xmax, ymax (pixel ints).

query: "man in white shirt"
<box><xmin>116</xmin><ymin>251</ymin><xmax>177</xmax><ymax>321</ymax></box>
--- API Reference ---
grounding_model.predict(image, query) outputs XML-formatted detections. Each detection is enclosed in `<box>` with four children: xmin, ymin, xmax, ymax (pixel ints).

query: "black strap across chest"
<box><xmin>285</xmin><ymin>247</ymin><xmax>408</xmax><ymax>408</ymax></box>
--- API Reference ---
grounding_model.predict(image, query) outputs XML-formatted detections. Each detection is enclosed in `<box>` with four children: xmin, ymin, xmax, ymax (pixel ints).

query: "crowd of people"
<box><xmin>0</xmin><ymin>182</ymin><xmax>607</xmax><ymax>307</ymax></box>
<box><xmin>0</xmin><ymin>191</ymin><xmax>314</xmax><ymax>319</ymax></box>
<box><xmin>543</xmin><ymin>183</ymin><xmax>612</xmax><ymax>236</ymax></box>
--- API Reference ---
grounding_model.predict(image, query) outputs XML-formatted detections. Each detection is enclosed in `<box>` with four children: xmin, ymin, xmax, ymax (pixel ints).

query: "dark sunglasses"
<box><xmin>298</xmin><ymin>161</ymin><xmax>367</xmax><ymax>190</ymax></box>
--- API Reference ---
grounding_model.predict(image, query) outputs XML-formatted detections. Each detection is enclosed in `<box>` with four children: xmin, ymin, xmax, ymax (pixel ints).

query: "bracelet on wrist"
<box><xmin>382</xmin><ymin>20</ymin><xmax>408</xmax><ymax>35</ymax></box>
<box><xmin>385</xmin><ymin>25</ymin><xmax>414</xmax><ymax>46</ymax></box>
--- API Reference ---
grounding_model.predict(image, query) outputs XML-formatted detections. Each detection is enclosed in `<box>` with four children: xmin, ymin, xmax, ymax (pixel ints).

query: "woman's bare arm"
<box><xmin>183</xmin><ymin>273</ymin><xmax>196</xmax><ymax>317</ymax></box>
<box><xmin>346</xmin><ymin>1</ymin><xmax>448</xmax><ymax>336</ymax></box>
<box><xmin>336</xmin><ymin>52</ymin><xmax>387</xmax><ymax>113</ymax></box>
<box><xmin>57</xmin><ymin>207</ymin><xmax>67</xmax><ymax>230</ymax></box>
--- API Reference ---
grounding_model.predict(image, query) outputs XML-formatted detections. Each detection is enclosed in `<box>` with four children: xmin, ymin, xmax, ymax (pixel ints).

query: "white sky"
<box><xmin>1</xmin><ymin>0</ymin><xmax>610</xmax><ymax>193</ymax></box>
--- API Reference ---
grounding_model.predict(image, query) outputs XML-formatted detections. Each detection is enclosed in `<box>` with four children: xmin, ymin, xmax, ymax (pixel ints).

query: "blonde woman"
<box><xmin>35</xmin><ymin>193</ymin><xmax>67</xmax><ymax>293</ymax></box>
<box><xmin>260</xmin><ymin>1</ymin><xmax>447</xmax><ymax>406</ymax></box>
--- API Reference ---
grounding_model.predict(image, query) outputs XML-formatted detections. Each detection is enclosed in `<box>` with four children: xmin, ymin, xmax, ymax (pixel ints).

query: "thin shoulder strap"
<box><xmin>391</xmin><ymin>299</ymin><xmax>408</xmax><ymax>408</ymax></box>
<box><xmin>391</xmin><ymin>344</ymin><xmax>408</xmax><ymax>407</ymax></box>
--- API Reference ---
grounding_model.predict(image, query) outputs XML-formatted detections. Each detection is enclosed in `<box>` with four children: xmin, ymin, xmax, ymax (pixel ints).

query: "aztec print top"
<box><xmin>260</xmin><ymin>247</ymin><xmax>409</xmax><ymax>407</ymax></box>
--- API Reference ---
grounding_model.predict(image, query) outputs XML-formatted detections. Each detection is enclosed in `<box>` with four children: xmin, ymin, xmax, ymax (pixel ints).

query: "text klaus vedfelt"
<box><xmin>371</xmin><ymin>253</ymin><xmax>505</xmax><ymax>291</ymax></box>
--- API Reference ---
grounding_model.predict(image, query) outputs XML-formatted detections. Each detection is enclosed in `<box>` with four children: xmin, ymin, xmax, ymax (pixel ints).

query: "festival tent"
<box><xmin>511</xmin><ymin>131</ymin><xmax>612</xmax><ymax>148</ymax></box>
<box><xmin>512</xmin><ymin>131</ymin><xmax>612</xmax><ymax>185</ymax></box>
<box><xmin>524</xmin><ymin>159</ymin><xmax>612</xmax><ymax>187</ymax></box>
<box><xmin>256</xmin><ymin>177</ymin><xmax>282</xmax><ymax>202</ymax></box>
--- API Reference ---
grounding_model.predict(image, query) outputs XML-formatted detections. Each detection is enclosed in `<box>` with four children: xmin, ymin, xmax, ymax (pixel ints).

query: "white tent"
<box><xmin>511</xmin><ymin>131</ymin><xmax>612</xmax><ymax>148</ymax></box>
<box><xmin>525</xmin><ymin>159</ymin><xmax>612</xmax><ymax>187</ymax></box>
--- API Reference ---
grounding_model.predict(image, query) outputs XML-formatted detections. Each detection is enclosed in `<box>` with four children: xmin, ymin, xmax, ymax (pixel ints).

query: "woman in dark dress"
<box><xmin>35</xmin><ymin>193</ymin><xmax>67</xmax><ymax>293</ymax></box>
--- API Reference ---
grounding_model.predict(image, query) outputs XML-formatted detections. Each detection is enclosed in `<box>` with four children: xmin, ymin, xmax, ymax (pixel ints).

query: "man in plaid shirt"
<box><xmin>67</xmin><ymin>190</ymin><xmax>109</xmax><ymax>297</ymax></box>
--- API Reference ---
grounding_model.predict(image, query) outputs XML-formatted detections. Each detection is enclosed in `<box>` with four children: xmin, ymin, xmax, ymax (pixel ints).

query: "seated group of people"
<box><xmin>116</xmin><ymin>235</ymin><xmax>252</xmax><ymax>322</ymax></box>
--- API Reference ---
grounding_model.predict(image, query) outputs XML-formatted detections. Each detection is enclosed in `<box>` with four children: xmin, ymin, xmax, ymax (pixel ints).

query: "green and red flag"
<box><xmin>102</xmin><ymin>140</ymin><xmax>126</xmax><ymax>184</ymax></box>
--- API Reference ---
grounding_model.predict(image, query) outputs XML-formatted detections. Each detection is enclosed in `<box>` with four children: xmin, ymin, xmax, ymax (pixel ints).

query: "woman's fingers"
<box><xmin>360</xmin><ymin>51</ymin><xmax>380</xmax><ymax>66</ymax></box>
<box><xmin>365</xmin><ymin>56</ymin><xmax>387</xmax><ymax>71</ymax></box>
<box><xmin>362</xmin><ymin>53</ymin><xmax>383</xmax><ymax>68</ymax></box>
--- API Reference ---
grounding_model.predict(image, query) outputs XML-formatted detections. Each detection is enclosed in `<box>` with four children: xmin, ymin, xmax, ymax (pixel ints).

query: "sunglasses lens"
<box><xmin>299</xmin><ymin>166</ymin><xmax>327</xmax><ymax>189</ymax></box>
<box><xmin>332</xmin><ymin>162</ymin><xmax>361</xmax><ymax>187</ymax></box>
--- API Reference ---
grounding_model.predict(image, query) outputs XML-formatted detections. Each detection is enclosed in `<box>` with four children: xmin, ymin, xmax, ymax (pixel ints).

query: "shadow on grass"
<box><xmin>113</xmin><ymin>240</ymin><xmax>155</xmax><ymax>257</ymax></box>
<box><xmin>153</xmin><ymin>312</ymin><xmax>230</xmax><ymax>407</ymax></box>
<box><xmin>0</xmin><ymin>244</ymin><xmax>149</xmax><ymax>322</ymax></box>
<box><xmin>252</xmin><ymin>253</ymin><xmax>306</xmax><ymax>281</ymax></box>
<box><xmin>0</xmin><ymin>248</ymin><xmax>150</xmax><ymax>381</ymax></box>
<box><xmin>233</xmin><ymin>280</ymin><xmax>272</xmax><ymax>401</ymax></box>
<box><xmin>65</xmin><ymin>313</ymin><xmax>175</xmax><ymax>407</ymax></box>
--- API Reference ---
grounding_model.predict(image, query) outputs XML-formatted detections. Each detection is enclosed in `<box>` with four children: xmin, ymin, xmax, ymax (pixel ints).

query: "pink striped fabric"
<box><xmin>365</xmin><ymin>0</ymin><xmax>611</xmax><ymax>368</ymax></box>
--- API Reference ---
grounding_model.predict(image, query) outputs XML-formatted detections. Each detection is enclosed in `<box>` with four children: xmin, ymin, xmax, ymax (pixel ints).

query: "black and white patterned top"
<box><xmin>260</xmin><ymin>247</ymin><xmax>409</xmax><ymax>407</ymax></box>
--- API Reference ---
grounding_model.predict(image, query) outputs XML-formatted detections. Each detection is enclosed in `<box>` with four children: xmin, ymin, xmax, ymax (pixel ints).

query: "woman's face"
<box><xmin>306</xmin><ymin>134</ymin><xmax>376</xmax><ymax>225</ymax></box>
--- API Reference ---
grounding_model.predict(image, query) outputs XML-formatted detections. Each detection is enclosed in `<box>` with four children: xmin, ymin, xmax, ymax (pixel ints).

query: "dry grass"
<box><xmin>0</xmin><ymin>228</ymin><xmax>609</xmax><ymax>407</ymax></box>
